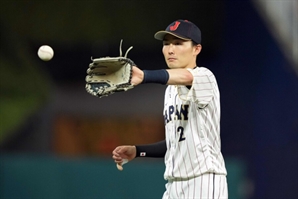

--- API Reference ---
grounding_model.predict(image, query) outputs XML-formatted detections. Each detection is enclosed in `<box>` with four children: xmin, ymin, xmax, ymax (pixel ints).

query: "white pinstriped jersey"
<box><xmin>163</xmin><ymin>66</ymin><xmax>227</xmax><ymax>180</ymax></box>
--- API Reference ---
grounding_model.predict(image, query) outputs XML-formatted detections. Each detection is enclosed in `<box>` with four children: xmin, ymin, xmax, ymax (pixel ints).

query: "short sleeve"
<box><xmin>177</xmin><ymin>67</ymin><xmax>215</xmax><ymax>108</ymax></box>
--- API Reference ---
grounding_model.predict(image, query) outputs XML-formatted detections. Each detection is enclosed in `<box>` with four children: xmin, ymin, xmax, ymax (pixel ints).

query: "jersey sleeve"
<box><xmin>177</xmin><ymin>67</ymin><xmax>216</xmax><ymax>108</ymax></box>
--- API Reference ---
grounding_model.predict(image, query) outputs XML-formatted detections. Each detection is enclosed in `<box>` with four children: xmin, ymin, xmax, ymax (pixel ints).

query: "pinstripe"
<box><xmin>175</xmin><ymin>179</ymin><xmax>178</xmax><ymax>198</ymax></box>
<box><xmin>189</xmin><ymin>106</ymin><xmax>202</xmax><ymax>174</ymax></box>
<box><xmin>218</xmin><ymin>175</ymin><xmax>221</xmax><ymax>199</ymax></box>
<box><xmin>162</xmin><ymin>173</ymin><xmax>228</xmax><ymax>199</ymax></box>
<box><xmin>176</xmin><ymin>142</ymin><xmax>186</xmax><ymax>198</ymax></box>
<box><xmin>213</xmin><ymin>173</ymin><xmax>215</xmax><ymax>199</ymax></box>
<box><xmin>200</xmin><ymin>174</ymin><xmax>203</xmax><ymax>199</ymax></box>
<box><xmin>207</xmin><ymin>173</ymin><xmax>211</xmax><ymax>199</ymax></box>
<box><xmin>183</xmin><ymin>141</ymin><xmax>191</xmax><ymax>198</ymax></box>
<box><xmin>163</xmin><ymin>67</ymin><xmax>227</xmax><ymax>198</ymax></box>
<box><xmin>185</xmin><ymin>106</ymin><xmax>196</xmax><ymax>176</ymax></box>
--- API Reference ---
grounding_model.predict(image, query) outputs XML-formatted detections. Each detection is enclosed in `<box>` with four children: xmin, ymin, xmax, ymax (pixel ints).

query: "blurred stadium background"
<box><xmin>0</xmin><ymin>0</ymin><xmax>297</xmax><ymax>199</ymax></box>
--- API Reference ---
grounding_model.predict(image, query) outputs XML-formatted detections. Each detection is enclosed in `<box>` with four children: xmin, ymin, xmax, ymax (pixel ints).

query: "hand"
<box><xmin>131</xmin><ymin>66</ymin><xmax>144</xmax><ymax>86</ymax></box>
<box><xmin>112</xmin><ymin>145</ymin><xmax>137</xmax><ymax>165</ymax></box>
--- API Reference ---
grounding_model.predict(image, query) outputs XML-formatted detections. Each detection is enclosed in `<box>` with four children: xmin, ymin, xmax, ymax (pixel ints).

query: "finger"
<box><xmin>113</xmin><ymin>156</ymin><xmax>124</xmax><ymax>164</ymax></box>
<box><xmin>113</xmin><ymin>146</ymin><xmax>126</xmax><ymax>156</ymax></box>
<box><xmin>112</xmin><ymin>150</ymin><xmax>121</xmax><ymax>157</ymax></box>
<box><xmin>112</xmin><ymin>147</ymin><xmax>121</xmax><ymax>155</ymax></box>
<box><xmin>113</xmin><ymin>157</ymin><xmax>122</xmax><ymax>163</ymax></box>
<box><xmin>113</xmin><ymin>153</ymin><xmax>124</xmax><ymax>161</ymax></box>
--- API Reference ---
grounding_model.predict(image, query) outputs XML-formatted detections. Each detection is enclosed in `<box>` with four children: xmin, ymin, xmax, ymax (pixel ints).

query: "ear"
<box><xmin>193</xmin><ymin>44</ymin><xmax>202</xmax><ymax>56</ymax></box>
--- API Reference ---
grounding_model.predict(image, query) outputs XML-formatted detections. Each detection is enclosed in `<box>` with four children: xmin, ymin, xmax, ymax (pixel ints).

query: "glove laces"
<box><xmin>119</xmin><ymin>39</ymin><xmax>133</xmax><ymax>58</ymax></box>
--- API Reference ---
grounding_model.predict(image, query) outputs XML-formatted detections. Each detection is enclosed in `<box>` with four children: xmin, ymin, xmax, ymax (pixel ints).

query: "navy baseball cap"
<box><xmin>154</xmin><ymin>19</ymin><xmax>201</xmax><ymax>44</ymax></box>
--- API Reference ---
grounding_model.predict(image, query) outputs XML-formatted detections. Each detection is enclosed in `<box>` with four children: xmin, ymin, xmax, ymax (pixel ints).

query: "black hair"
<box><xmin>192</xmin><ymin>41</ymin><xmax>199</xmax><ymax>46</ymax></box>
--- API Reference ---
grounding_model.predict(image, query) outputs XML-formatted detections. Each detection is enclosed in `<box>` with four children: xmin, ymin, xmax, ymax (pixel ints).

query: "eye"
<box><xmin>163</xmin><ymin>41</ymin><xmax>170</xmax><ymax>46</ymax></box>
<box><xmin>174</xmin><ymin>40</ymin><xmax>183</xmax><ymax>45</ymax></box>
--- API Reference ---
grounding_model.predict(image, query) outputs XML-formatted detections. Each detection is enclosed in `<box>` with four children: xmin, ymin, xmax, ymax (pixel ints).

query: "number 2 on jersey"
<box><xmin>177</xmin><ymin>126</ymin><xmax>186</xmax><ymax>142</ymax></box>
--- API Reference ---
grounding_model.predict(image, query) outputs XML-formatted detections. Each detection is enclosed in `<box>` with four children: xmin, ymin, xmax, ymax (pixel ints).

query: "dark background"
<box><xmin>0</xmin><ymin>1</ymin><xmax>297</xmax><ymax>199</ymax></box>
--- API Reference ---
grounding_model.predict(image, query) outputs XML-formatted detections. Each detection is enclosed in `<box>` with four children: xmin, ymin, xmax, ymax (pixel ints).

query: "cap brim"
<box><xmin>154</xmin><ymin>31</ymin><xmax>191</xmax><ymax>41</ymax></box>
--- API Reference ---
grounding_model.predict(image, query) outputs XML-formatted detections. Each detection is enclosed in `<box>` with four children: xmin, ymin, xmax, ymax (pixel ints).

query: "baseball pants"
<box><xmin>162</xmin><ymin>173</ymin><xmax>228</xmax><ymax>199</ymax></box>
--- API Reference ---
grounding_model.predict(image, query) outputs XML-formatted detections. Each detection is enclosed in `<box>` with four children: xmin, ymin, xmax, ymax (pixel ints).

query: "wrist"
<box><xmin>142</xmin><ymin>69</ymin><xmax>169</xmax><ymax>85</ymax></box>
<box><xmin>133</xmin><ymin>145</ymin><xmax>137</xmax><ymax>158</ymax></box>
<box><xmin>135</xmin><ymin>145</ymin><xmax>142</xmax><ymax>157</ymax></box>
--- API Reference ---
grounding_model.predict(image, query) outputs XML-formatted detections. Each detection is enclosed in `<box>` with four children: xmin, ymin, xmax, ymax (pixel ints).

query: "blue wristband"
<box><xmin>142</xmin><ymin>69</ymin><xmax>169</xmax><ymax>84</ymax></box>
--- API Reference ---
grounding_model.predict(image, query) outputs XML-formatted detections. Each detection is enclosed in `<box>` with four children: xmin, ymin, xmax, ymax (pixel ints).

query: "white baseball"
<box><xmin>116</xmin><ymin>159</ymin><xmax>128</xmax><ymax>171</ymax></box>
<box><xmin>38</xmin><ymin>45</ymin><xmax>54</xmax><ymax>61</ymax></box>
<box><xmin>116</xmin><ymin>163</ymin><xmax>124</xmax><ymax>171</ymax></box>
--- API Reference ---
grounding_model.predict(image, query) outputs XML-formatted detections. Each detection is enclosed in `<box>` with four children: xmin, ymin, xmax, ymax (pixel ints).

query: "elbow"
<box><xmin>184</xmin><ymin>70</ymin><xmax>193</xmax><ymax>85</ymax></box>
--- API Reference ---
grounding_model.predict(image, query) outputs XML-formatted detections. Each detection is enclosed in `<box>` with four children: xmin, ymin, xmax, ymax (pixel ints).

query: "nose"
<box><xmin>168</xmin><ymin>44</ymin><xmax>174</xmax><ymax>54</ymax></box>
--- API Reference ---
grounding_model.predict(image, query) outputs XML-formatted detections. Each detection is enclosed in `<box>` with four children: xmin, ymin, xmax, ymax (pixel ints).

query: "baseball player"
<box><xmin>112</xmin><ymin>19</ymin><xmax>228</xmax><ymax>199</ymax></box>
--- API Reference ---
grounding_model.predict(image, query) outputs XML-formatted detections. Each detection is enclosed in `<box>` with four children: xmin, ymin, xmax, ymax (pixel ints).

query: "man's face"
<box><xmin>162</xmin><ymin>34</ymin><xmax>201</xmax><ymax>69</ymax></box>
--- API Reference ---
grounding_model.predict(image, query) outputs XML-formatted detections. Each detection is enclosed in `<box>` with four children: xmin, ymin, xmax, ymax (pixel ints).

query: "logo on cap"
<box><xmin>169</xmin><ymin>21</ymin><xmax>180</xmax><ymax>31</ymax></box>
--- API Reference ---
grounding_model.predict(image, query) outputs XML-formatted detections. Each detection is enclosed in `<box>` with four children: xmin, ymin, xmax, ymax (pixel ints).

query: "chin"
<box><xmin>167</xmin><ymin>63</ymin><xmax>179</xmax><ymax>69</ymax></box>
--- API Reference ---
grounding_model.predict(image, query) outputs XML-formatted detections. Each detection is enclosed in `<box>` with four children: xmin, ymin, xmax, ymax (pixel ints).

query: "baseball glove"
<box><xmin>85</xmin><ymin>40</ymin><xmax>135</xmax><ymax>98</ymax></box>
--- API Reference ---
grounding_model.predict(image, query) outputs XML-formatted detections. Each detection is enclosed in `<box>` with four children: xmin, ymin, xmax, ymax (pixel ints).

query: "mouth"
<box><xmin>167</xmin><ymin>58</ymin><xmax>176</xmax><ymax>62</ymax></box>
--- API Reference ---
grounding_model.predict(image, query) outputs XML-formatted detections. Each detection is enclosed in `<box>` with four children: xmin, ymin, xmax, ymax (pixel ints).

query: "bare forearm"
<box><xmin>166</xmin><ymin>69</ymin><xmax>193</xmax><ymax>85</ymax></box>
